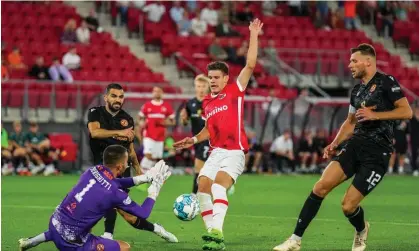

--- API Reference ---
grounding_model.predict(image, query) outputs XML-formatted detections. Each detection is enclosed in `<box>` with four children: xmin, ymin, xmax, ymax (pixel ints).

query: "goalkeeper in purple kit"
<box><xmin>19</xmin><ymin>145</ymin><xmax>174</xmax><ymax>251</ymax></box>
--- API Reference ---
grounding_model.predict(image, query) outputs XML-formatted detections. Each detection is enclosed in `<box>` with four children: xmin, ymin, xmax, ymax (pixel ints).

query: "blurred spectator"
<box><xmin>215</xmin><ymin>16</ymin><xmax>240</xmax><ymax>37</ymax></box>
<box><xmin>378</xmin><ymin>1</ymin><xmax>395</xmax><ymax>37</ymax></box>
<box><xmin>142</xmin><ymin>2</ymin><xmax>166</xmax><ymax>23</ymax></box>
<box><xmin>331</xmin><ymin>8</ymin><xmax>345</xmax><ymax>29</ymax></box>
<box><xmin>61</xmin><ymin>19</ymin><xmax>78</xmax><ymax>44</ymax></box>
<box><xmin>246</xmin><ymin>129</ymin><xmax>263</xmax><ymax>173</ymax></box>
<box><xmin>170</xmin><ymin>1</ymin><xmax>185</xmax><ymax>24</ymax></box>
<box><xmin>85</xmin><ymin>9</ymin><xmax>103</xmax><ymax>32</ymax></box>
<box><xmin>288</xmin><ymin>0</ymin><xmax>303</xmax><ymax>16</ymax></box>
<box><xmin>208</xmin><ymin>38</ymin><xmax>228</xmax><ymax>61</ymax></box>
<box><xmin>297</xmin><ymin>131</ymin><xmax>317</xmax><ymax>172</ymax></box>
<box><xmin>201</xmin><ymin>2</ymin><xmax>219</xmax><ymax>27</ymax></box>
<box><xmin>1</xmin><ymin>123</ymin><xmax>13</xmax><ymax>175</ymax></box>
<box><xmin>262</xmin><ymin>1</ymin><xmax>277</xmax><ymax>16</ymax></box>
<box><xmin>177</xmin><ymin>11</ymin><xmax>192</xmax><ymax>37</ymax></box>
<box><xmin>49</xmin><ymin>57</ymin><xmax>73</xmax><ymax>83</ymax></box>
<box><xmin>9</xmin><ymin>121</ymin><xmax>29</xmax><ymax>175</ymax></box>
<box><xmin>132</xmin><ymin>0</ymin><xmax>146</xmax><ymax>10</ymax></box>
<box><xmin>186</xmin><ymin>0</ymin><xmax>197</xmax><ymax>12</ymax></box>
<box><xmin>312</xmin><ymin>129</ymin><xmax>328</xmax><ymax>164</ymax></box>
<box><xmin>236</xmin><ymin>5</ymin><xmax>254</xmax><ymax>24</ymax></box>
<box><xmin>395</xmin><ymin>2</ymin><xmax>408</xmax><ymax>21</ymax></box>
<box><xmin>1</xmin><ymin>58</ymin><xmax>9</xmax><ymax>80</ymax></box>
<box><xmin>235</xmin><ymin>41</ymin><xmax>248</xmax><ymax>66</ymax></box>
<box><xmin>62</xmin><ymin>47</ymin><xmax>81</xmax><ymax>70</ymax></box>
<box><xmin>270</xmin><ymin>130</ymin><xmax>295</xmax><ymax>173</ymax></box>
<box><xmin>116</xmin><ymin>0</ymin><xmax>129</xmax><ymax>25</ymax></box>
<box><xmin>362</xmin><ymin>1</ymin><xmax>377</xmax><ymax>25</ymax></box>
<box><xmin>260</xmin><ymin>39</ymin><xmax>278</xmax><ymax>75</ymax></box>
<box><xmin>388</xmin><ymin>120</ymin><xmax>408</xmax><ymax>174</ymax></box>
<box><xmin>225</xmin><ymin>39</ymin><xmax>238</xmax><ymax>64</ymax></box>
<box><xmin>314</xmin><ymin>10</ymin><xmax>330</xmax><ymax>30</ymax></box>
<box><xmin>191</xmin><ymin>10</ymin><xmax>208</xmax><ymax>36</ymax></box>
<box><xmin>76</xmin><ymin>21</ymin><xmax>90</xmax><ymax>44</ymax></box>
<box><xmin>25</xmin><ymin>122</ymin><xmax>58</xmax><ymax>176</ymax></box>
<box><xmin>409</xmin><ymin>106</ymin><xmax>419</xmax><ymax>177</ymax></box>
<box><xmin>29</xmin><ymin>56</ymin><xmax>50</xmax><ymax>80</ymax></box>
<box><xmin>7</xmin><ymin>46</ymin><xmax>26</xmax><ymax>69</ymax></box>
<box><xmin>317</xmin><ymin>1</ymin><xmax>329</xmax><ymax>21</ymax></box>
<box><xmin>344</xmin><ymin>1</ymin><xmax>357</xmax><ymax>30</ymax></box>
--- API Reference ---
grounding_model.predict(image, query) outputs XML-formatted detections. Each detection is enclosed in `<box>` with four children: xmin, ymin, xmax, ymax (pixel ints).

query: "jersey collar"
<box><xmin>151</xmin><ymin>99</ymin><xmax>163</xmax><ymax>106</ymax></box>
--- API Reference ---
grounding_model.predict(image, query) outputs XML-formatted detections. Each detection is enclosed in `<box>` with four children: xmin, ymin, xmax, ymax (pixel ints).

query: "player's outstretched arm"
<box><xmin>173</xmin><ymin>123</ymin><xmax>210</xmax><ymax>150</ymax></box>
<box><xmin>116</xmin><ymin>160</ymin><xmax>170</xmax><ymax>188</ymax></box>
<box><xmin>116</xmin><ymin>170</ymin><xmax>171</xmax><ymax>219</ymax></box>
<box><xmin>237</xmin><ymin>18</ymin><xmax>263</xmax><ymax>91</ymax></box>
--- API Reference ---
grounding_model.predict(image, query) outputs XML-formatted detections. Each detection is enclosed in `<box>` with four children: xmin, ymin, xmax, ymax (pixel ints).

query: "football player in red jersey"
<box><xmin>174</xmin><ymin>19</ymin><xmax>263</xmax><ymax>250</ymax></box>
<box><xmin>138</xmin><ymin>87</ymin><xmax>175</xmax><ymax>173</ymax></box>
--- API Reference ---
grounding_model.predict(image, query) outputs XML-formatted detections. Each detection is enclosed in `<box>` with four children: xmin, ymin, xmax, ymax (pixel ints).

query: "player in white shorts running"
<box><xmin>138</xmin><ymin>87</ymin><xmax>175</xmax><ymax>173</ymax></box>
<box><xmin>174</xmin><ymin>18</ymin><xmax>263</xmax><ymax>251</ymax></box>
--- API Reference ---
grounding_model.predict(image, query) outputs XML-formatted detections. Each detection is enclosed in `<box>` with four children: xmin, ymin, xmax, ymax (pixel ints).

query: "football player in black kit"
<box><xmin>87</xmin><ymin>83</ymin><xmax>178</xmax><ymax>243</ymax></box>
<box><xmin>273</xmin><ymin>44</ymin><xmax>413</xmax><ymax>251</ymax></box>
<box><xmin>180</xmin><ymin>74</ymin><xmax>210</xmax><ymax>194</ymax></box>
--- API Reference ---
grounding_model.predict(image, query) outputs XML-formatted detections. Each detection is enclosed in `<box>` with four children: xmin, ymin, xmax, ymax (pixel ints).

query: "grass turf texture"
<box><xmin>2</xmin><ymin>175</ymin><xmax>419</xmax><ymax>251</ymax></box>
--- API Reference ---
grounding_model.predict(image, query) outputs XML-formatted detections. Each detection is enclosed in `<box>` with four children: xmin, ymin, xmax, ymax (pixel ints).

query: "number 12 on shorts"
<box><xmin>366</xmin><ymin>171</ymin><xmax>382</xmax><ymax>190</ymax></box>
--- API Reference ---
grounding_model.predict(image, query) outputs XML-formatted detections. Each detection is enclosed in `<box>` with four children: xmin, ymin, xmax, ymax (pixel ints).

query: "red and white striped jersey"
<box><xmin>202</xmin><ymin>81</ymin><xmax>249</xmax><ymax>152</ymax></box>
<box><xmin>139</xmin><ymin>100</ymin><xmax>174</xmax><ymax>141</ymax></box>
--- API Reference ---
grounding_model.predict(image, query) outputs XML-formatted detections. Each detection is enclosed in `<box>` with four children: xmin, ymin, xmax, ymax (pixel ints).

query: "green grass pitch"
<box><xmin>2</xmin><ymin>175</ymin><xmax>419</xmax><ymax>251</ymax></box>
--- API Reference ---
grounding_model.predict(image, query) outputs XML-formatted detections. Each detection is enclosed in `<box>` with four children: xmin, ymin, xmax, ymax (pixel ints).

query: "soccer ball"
<box><xmin>173</xmin><ymin>194</ymin><xmax>200</xmax><ymax>221</ymax></box>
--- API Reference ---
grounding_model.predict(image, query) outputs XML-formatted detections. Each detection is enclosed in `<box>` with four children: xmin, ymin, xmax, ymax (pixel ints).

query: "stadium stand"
<box><xmin>118</xmin><ymin>1</ymin><xmax>419</xmax><ymax>97</ymax></box>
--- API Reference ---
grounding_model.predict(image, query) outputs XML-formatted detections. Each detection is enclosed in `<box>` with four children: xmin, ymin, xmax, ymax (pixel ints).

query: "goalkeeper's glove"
<box><xmin>132</xmin><ymin>160</ymin><xmax>169</xmax><ymax>185</ymax></box>
<box><xmin>147</xmin><ymin>169</ymin><xmax>172</xmax><ymax>200</ymax></box>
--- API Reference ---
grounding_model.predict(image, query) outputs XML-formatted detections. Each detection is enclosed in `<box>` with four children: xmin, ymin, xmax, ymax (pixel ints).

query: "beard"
<box><xmin>354</xmin><ymin>69</ymin><xmax>367</xmax><ymax>79</ymax></box>
<box><xmin>107</xmin><ymin>102</ymin><xmax>122</xmax><ymax>113</ymax></box>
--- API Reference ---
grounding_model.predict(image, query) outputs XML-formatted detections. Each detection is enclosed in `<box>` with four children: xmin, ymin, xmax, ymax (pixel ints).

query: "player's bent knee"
<box><xmin>198</xmin><ymin>176</ymin><xmax>212</xmax><ymax>193</ymax></box>
<box><xmin>341</xmin><ymin>199</ymin><xmax>358</xmax><ymax>215</ymax></box>
<box><xmin>312</xmin><ymin>180</ymin><xmax>332</xmax><ymax>198</ymax></box>
<box><xmin>214</xmin><ymin>171</ymin><xmax>234</xmax><ymax>189</ymax></box>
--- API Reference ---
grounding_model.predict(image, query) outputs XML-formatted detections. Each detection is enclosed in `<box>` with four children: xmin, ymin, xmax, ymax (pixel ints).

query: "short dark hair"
<box><xmin>350</xmin><ymin>43</ymin><xmax>376</xmax><ymax>57</ymax></box>
<box><xmin>106</xmin><ymin>83</ymin><xmax>123</xmax><ymax>94</ymax></box>
<box><xmin>103</xmin><ymin>145</ymin><xmax>127</xmax><ymax>166</ymax></box>
<box><xmin>207</xmin><ymin>61</ymin><xmax>229</xmax><ymax>75</ymax></box>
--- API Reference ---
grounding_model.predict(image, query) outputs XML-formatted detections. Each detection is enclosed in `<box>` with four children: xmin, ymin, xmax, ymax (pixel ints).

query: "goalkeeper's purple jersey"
<box><xmin>50</xmin><ymin>165</ymin><xmax>155</xmax><ymax>245</ymax></box>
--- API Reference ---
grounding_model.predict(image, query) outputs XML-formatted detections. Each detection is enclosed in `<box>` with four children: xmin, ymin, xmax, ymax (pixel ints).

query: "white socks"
<box><xmin>28</xmin><ymin>232</ymin><xmax>47</xmax><ymax>246</ymax></box>
<box><xmin>140</xmin><ymin>157</ymin><xmax>155</xmax><ymax>173</ymax></box>
<box><xmin>197</xmin><ymin>192</ymin><xmax>213</xmax><ymax>231</ymax></box>
<box><xmin>290</xmin><ymin>234</ymin><xmax>302</xmax><ymax>241</ymax></box>
<box><xmin>211</xmin><ymin>183</ymin><xmax>229</xmax><ymax>232</ymax></box>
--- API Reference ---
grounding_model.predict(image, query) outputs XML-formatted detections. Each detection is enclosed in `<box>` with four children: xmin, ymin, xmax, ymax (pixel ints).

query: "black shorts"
<box><xmin>194</xmin><ymin>141</ymin><xmax>210</xmax><ymax>161</ymax></box>
<box><xmin>394</xmin><ymin>141</ymin><xmax>407</xmax><ymax>154</ymax></box>
<box><xmin>250</xmin><ymin>143</ymin><xmax>263</xmax><ymax>153</ymax></box>
<box><xmin>332</xmin><ymin>137</ymin><xmax>391</xmax><ymax>196</ymax></box>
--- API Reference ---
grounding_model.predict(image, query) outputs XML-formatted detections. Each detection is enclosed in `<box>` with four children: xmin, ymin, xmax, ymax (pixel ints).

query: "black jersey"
<box><xmin>185</xmin><ymin>98</ymin><xmax>206</xmax><ymax>135</ymax></box>
<box><xmin>349</xmin><ymin>72</ymin><xmax>405</xmax><ymax>152</ymax></box>
<box><xmin>87</xmin><ymin>106</ymin><xmax>135</xmax><ymax>165</ymax></box>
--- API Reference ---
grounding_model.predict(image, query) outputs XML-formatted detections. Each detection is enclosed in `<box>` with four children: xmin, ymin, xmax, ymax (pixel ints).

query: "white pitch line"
<box><xmin>3</xmin><ymin>204</ymin><xmax>419</xmax><ymax>227</ymax></box>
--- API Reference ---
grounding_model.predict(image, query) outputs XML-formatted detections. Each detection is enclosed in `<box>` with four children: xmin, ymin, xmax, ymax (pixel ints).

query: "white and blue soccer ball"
<box><xmin>173</xmin><ymin>194</ymin><xmax>200</xmax><ymax>221</ymax></box>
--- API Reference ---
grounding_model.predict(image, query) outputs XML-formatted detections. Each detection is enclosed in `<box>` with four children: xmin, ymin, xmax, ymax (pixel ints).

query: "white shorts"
<box><xmin>198</xmin><ymin>148</ymin><xmax>245</xmax><ymax>183</ymax></box>
<box><xmin>142</xmin><ymin>137</ymin><xmax>164</xmax><ymax>159</ymax></box>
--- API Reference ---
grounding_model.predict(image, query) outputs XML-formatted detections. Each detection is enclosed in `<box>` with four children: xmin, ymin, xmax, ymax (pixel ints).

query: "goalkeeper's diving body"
<box><xmin>18</xmin><ymin>145</ymin><xmax>173</xmax><ymax>251</ymax></box>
